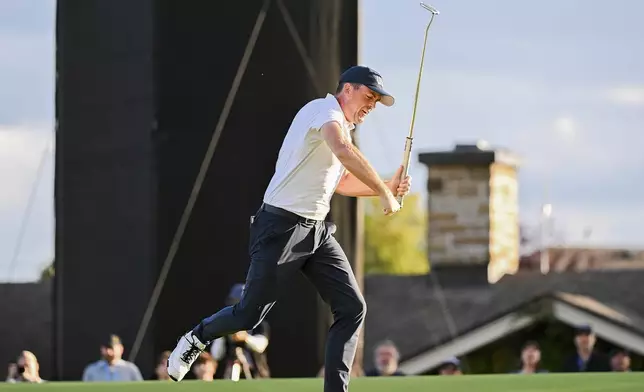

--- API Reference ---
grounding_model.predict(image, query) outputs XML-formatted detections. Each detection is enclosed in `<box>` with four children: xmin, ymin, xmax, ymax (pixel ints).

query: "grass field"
<box><xmin>1</xmin><ymin>373</ymin><xmax>643</xmax><ymax>392</ymax></box>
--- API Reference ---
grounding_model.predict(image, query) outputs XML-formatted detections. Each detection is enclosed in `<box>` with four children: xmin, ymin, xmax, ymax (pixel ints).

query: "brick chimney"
<box><xmin>419</xmin><ymin>142</ymin><xmax>521</xmax><ymax>284</ymax></box>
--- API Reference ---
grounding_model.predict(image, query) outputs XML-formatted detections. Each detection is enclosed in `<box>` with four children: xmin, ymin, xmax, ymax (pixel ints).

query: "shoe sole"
<box><xmin>167</xmin><ymin>359</ymin><xmax>179</xmax><ymax>382</ymax></box>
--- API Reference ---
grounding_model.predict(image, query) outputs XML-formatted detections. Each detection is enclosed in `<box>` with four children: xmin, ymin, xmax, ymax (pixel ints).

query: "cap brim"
<box><xmin>367</xmin><ymin>85</ymin><xmax>395</xmax><ymax>107</ymax></box>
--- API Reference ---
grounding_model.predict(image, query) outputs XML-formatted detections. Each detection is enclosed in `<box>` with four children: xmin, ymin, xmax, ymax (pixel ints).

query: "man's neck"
<box><xmin>334</xmin><ymin>94</ymin><xmax>353</xmax><ymax>124</ymax></box>
<box><xmin>105</xmin><ymin>358</ymin><xmax>121</xmax><ymax>366</ymax></box>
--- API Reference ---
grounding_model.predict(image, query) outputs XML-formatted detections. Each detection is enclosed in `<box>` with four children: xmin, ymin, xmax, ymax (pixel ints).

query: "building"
<box><xmin>362</xmin><ymin>143</ymin><xmax>644</xmax><ymax>374</ymax></box>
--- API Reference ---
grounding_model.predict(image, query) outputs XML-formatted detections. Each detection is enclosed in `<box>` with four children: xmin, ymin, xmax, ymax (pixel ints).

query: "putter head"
<box><xmin>420</xmin><ymin>2</ymin><xmax>439</xmax><ymax>15</ymax></box>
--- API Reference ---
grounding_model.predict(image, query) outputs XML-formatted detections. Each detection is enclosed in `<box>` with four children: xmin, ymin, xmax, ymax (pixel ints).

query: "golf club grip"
<box><xmin>396</xmin><ymin>137</ymin><xmax>413</xmax><ymax>206</ymax></box>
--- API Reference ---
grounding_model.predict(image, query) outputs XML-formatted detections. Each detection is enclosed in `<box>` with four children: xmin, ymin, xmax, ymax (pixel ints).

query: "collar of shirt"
<box><xmin>325</xmin><ymin>94</ymin><xmax>355</xmax><ymax>132</ymax></box>
<box><xmin>577</xmin><ymin>354</ymin><xmax>588</xmax><ymax>370</ymax></box>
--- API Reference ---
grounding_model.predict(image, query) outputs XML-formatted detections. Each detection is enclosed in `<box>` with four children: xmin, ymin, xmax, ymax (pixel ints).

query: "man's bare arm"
<box><xmin>321</xmin><ymin>121</ymin><xmax>391</xmax><ymax>197</ymax></box>
<box><xmin>336</xmin><ymin>172</ymin><xmax>392</xmax><ymax>197</ymax></box>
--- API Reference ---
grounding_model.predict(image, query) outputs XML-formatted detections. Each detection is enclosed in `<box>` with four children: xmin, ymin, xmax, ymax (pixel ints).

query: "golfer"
<box><xmin>167</xmin><ymin>65</ymin><xmax>412</xmax><ymax>392</ymax></box>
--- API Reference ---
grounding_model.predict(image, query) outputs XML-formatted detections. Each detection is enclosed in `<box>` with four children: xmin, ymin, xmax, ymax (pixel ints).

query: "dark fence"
<box><xmin>0</xmin><ymin>280</ymin><xmax>52</xmax><ymax>381</ymax></box>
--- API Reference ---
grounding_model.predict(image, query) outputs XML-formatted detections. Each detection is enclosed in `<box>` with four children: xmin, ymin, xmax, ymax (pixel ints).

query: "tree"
<box><xmin>364</xmin><ymin>192</ymin><xmax>429</xmax><ymax>275</ymax></box>
<box><xmin>39</xmin><ymin>261</ymin><xmax>55</xmax><ymax>281</ymax></box>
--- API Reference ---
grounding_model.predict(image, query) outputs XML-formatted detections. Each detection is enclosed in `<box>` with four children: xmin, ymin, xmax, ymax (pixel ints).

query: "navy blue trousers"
<box><xmin>193</xmin><ymin>204</ymin><xmax>366</xmax><ymax>392</ymax></box>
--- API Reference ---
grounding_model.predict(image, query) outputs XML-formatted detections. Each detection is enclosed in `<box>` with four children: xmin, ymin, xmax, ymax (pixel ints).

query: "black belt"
<box><xmin>259</xmin><ymin>203</ymin><xmax>320</xmax><ymax>224</ymax></box>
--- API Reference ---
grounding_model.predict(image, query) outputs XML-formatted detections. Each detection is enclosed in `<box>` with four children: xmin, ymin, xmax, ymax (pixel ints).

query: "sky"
<box><xmin>1</xmin><ymin>0</ymin><xmax>643</xmax><ymax>281</ymax></box>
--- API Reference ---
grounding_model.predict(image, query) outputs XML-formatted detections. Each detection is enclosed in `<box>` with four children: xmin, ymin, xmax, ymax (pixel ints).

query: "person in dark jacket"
<box><xmin>562</xmin><ymin>325</ymin><xmax>610</xmax><ymax>372</ymax></box>
<box><xmin>209</xmin><ymin>284</ymin><xmax>271</xmax><ymax>379</ymax></box>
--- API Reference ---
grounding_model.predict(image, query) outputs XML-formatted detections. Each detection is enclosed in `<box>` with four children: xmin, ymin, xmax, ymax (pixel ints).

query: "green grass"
<box><xmin>1</xmin><ymin>373</ymin><xmax>643</xmax><ymax>392</ymax></box>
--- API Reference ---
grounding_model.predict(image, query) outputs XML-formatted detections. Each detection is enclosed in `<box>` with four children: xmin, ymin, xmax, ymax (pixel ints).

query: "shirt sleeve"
<box><xmin>130</xmin><ymin>363</ymin><xmax>144</xmax><ymax>381</ymax></box>
<box><xmin>81</xmin><ymin>364</ymin><xmax>93</xmax><ymax>381</ymax></box>
<box><xmin>310</xmin><ymin>105</ymin><xmax>345</xmax><ymax>132</ymax></box>
<box><xmin>246</xmin><ymin>321</ymin><xmax>269</xmax><ymax>353</ymax></box>
<box><xmin>245</xmin><ymin>334</ymin><xmax>269</xmax><ymax>354</ymax></box>
<box><xmin>210</xmin><ymin>337</ymin><xmax>226</xmax><ymax>361</ymax></box>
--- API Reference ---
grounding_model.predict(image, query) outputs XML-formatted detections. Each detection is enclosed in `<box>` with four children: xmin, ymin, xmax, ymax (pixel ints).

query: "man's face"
<box><xmin>521</xmin><ymin>345</ymin><xmax>541</xmax><ymax>366</ymax></box>
<box><xmin>611</xmin><ymin>353</ymin><xmax>631</xmax><ymax>371</ymax></box>
<box><xmin>374</xmin><ymin>345</ymin><xmax>398</xmax><ymax>373</ymax></box>
<box><xmin>343</xmin><ymin>84</ymin><xmax>380</xmax><ymax>124</ymax></box>
<box><xmin>438</xmin><ymin>364</ymin><xmax>461</xmax><ymax>375</ymax></box>
<box><xmin>156</xmin><ymin>361</ymin><xmax>170</xmax><ymax>380</ymax></box>
<box><xmin>575</xmin><ymin>332</ymin><xmax>595</xmax><ymax>351</ymax></box>
<box><xmin>101</xmin><ymin>344</ymin><xmax>123</xmax><ymax>361</ymax></box>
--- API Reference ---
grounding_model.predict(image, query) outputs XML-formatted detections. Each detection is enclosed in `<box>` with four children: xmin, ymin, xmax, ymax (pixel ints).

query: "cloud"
<box><xmin>520</xmin><ymin>201</ymin><xmax>644</xmax><ymax>249</ymax></box>
<box><xmin>0</xmin><ymin>125</ymin><xmax>52</xmax><ymax>209</ymax></box>
<box><xmin>605</xmin><ymin>86</ymin><xmax>644</xmax><ymax>106</ymax></box>
<box><xmin>0</xmin><ymin>126</ymin><xmax>54</xmax><ymax>282</ymax></box>
<box><xmin>553</xmin><ymin>116</ymin><xmax>578</xmax><ymax>142</ymax></box>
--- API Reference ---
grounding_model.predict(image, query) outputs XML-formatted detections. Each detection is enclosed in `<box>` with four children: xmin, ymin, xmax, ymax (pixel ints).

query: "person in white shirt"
<box><xmin>167</xmin><ymin>65</ymin><xmax>411</xmax><ymax>392</ymax></box>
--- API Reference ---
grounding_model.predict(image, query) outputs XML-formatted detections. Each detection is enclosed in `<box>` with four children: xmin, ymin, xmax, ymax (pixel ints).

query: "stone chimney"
<box><xmin>419</xmin><ymin>142</ymin><xmax>520</xmax><ymax>284</ymax></box>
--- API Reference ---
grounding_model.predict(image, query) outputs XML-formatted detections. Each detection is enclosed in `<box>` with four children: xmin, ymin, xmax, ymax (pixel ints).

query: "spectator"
<box><xmin>153</xmin><ymin>351</ymin><xmax>171</xmax><ymax>380</ymax></box>
<box><xmin>561</xmin><ymin>325</ymin><xmax>610</xmax><ymax>372</ymax></box>
<box><xmin>514</xmin><ymin>341</ymin><xmax>548</xmax><ymax>374</ymax></box>
<box><xmin>365</xmin><ymin>340</ymin><xmax>405</xmax><ymax>376</ymax></box>
<box><xmin>82</xmin><ymin>334</ymin><xmax>143</xmax><ymax>382</ymax></box>
<box><xmin>437</xmin><ymin>357</ymin><xmax>462</xmax><ymax>375</ymax></box>
<box><xmin>192</xmin><ymin>352</ymin><xmax>217</xmax><ymax>381</ymax></box>
<box><xmin>610</xmin><ymin>349</ymin><xmax>631</xmax><ymax>372</ymax></box>
<box><xmin>6</xmin><ymin>351</ymin><xmax>44</xmax><ymax>383</ymax></box>
<box><xmin>210</xmin><ymin>284</ymin><xmax>271</xmax><ymax>379</ymax></box>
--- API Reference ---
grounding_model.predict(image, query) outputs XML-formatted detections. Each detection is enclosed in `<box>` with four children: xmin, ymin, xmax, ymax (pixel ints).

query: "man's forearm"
<box><xmin>336</xmin><ymin>144</ymin><xmax>391</xmax><ymax>197</ymax></box>
<box><xmin>337</xmin><ymin>174</ymin><xmax>391</xmax><ymax>197</ymax></box>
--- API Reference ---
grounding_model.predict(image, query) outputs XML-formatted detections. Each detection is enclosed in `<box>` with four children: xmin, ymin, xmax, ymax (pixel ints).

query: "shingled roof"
<box><xmin>363</xmin><ymin>269</ymin><xmax>644</xmax><ymax>366</ymax></box>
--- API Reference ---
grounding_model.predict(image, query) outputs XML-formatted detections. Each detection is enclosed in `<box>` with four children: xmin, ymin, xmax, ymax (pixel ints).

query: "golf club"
<box><xmin>396</xmin><ymin>2</ymin><xmax>439</xmax><ymax>207</ymax></box>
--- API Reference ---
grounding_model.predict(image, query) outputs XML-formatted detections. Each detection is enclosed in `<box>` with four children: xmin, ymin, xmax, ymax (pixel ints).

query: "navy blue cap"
<box><xmin>338</xmin><ymin>66</ymin><xmax>395</xmax><ymax>107</ymax></box>
<box><xmin>574</xmin><ymin>324</ymin><xmax>593</xmax><ymax>335</ymax></box>
<box><xmin>439</xmin><ymin>357</ymin><xmax>461</xmax><ymax>368</ymax></box>
<box><xmin>102</xmin><ymin>334</ymin><xmax>122</xmax><ymax>348</ymax></box>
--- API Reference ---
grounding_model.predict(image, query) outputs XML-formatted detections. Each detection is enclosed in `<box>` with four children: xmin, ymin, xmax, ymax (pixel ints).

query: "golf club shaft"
<box><xmin>397</xmin><ymin>6</ymin><xmax>437</xmax><ymax>206</ymax></box>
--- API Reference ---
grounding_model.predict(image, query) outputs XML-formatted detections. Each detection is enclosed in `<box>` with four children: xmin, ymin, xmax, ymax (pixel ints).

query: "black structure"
<box><xmin>0</xmin><ymin>282</ymin><xmax>52</xmax><ymax>381</ymax></box>
<box><xmin>55</xmin><ymin>0</ymin><xmax>358</xmax><ymax>381</ymax></box>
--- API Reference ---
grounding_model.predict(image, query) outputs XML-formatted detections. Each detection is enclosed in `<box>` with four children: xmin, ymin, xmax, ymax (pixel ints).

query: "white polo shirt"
<box><xmin>263</xmin><ymin>93</ymin><xmax>355</xmax><ymax>220</ymax></box>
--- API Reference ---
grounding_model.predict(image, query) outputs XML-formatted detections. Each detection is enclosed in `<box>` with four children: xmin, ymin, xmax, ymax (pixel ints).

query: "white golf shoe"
<box><xmin>167</xmin><ymin>331</ymin><xmax>207</xmax><ymax>381</ymax></box>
